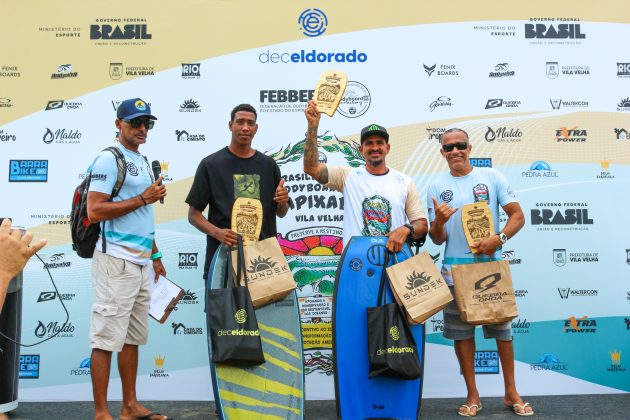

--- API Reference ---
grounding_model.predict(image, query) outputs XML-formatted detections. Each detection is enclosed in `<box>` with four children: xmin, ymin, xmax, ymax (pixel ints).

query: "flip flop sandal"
<box><xmin>509</xmin><ymin>402</ymin><xmax>534</xmax><ymax>416</ymax></box>
<box><xmin>458</xmin><ymin>403</ymin><xmax>483</xmax><ymax>417</ymax></box>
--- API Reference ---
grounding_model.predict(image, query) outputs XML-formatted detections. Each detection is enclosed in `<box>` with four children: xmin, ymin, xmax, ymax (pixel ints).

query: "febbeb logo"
<box><xmin>402</xmin><ymin>270</ymin><xmax>444</xmax><ymax>300</ymax></box>
<box><xmin>563</xmin><ymin>316</ymin><xmax>596</xmax><ymax>333</ymax></box>
<box><xmin>474</xmin><ymin>351</ymin><xmax>499</xmax><ymax>374</ymax></box>
<box><xmin>182</xmin><ymin>63</ymin><xmax>200</xmax><ymax>79</ymax></box>
<box><xmin>618</xmin><ymin>63</ymin><xmax>630</xmax><ymax>78</ymax></box>
<box><xmin>522</xmin><ymin>161</ymin><xmax>558</xmax><ymax>179</ymax></box>
<box><xmin>470</xmin><ymin>158</ymin><xmax>492</xmax><ymax>168</ymax></box>
<box><xmin>531</xmin><ymin>353</ymin><xmax>568</xmax><ymax>371</ymax></box>
<box><xmin>525</xmin><ymin>23</ymin><xmax>585</xmax><ymax>39</ymax></box>
<box><xmin>259</xmin><ymin>89</ymin><xmax>314</xmax><ymax>113</ymax></box>
<box><xmin>19</xmin><ymin>355</ymin><xmax>40</xmax><ymax>379</ymax></box>
<box><xmin>554</xmin><ymin>127</ymin><xmax>587</xmax><ymax>143</ymax></box>
<box><xmin>337</xmin><ymin>81</ymin><xmax>371</xmax><ymax>118</ymax></box>
<box><xmin>298</xmin><ymin>9</ymin><xmax>327</xmax><ymax>37</ymax></box>
<box><xmin>9</xmin><ymin>160</ymin><xmax>48</xmax><ymax>182</ymax></box>
<box><xmin>489</xmin><ymin>63</ymin><xmax>515</xmax><ymax>78</ymax></box>
<box><xmin>178</xmin><ymin>253</ymin><xmax>198</xmax><ymax>269</ymax></box>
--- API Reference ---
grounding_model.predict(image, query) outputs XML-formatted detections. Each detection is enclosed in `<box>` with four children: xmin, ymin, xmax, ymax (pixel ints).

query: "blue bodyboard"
<box><xmin>333</xmin><ymin>236</ymin><xmax>426</xmax><ymax>419</ymax></box>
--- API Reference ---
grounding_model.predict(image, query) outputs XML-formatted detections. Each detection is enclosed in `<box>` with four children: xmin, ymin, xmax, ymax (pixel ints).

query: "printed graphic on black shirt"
<box><xmin>234</xmin><ymin>174</ymin><xmax>260</xmax><ymax>199</ymax></box>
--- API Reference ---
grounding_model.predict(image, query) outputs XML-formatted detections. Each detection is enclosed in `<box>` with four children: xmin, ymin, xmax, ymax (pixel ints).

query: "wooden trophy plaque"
<box><xmin>314</xmin><ymin>71</ymin><xmax>348</xmax><ymax>116</ymax></box>
<box><xmin>232</xmin><ymin>197</ymin><xmax>263</xmax><ymax>245</ymax></box>
<box><xmin>461</xmin><ymin>202</ymin><xmax>495</xmax><ymax>253</ymax></box>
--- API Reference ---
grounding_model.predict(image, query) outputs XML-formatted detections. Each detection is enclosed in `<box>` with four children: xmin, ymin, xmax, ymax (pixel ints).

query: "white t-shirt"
<box><xmin>326</xmin><ymin>166</ymin><xmax>426</xmax><ymax>246</ymax></box>
<box><xmin>426</xmin><ymin>167</ymin><xmax>517</xmax><ymax>285</ymax></box>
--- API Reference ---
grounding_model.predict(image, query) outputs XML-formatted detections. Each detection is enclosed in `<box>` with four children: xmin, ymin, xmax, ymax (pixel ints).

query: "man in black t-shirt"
<box><xmin>185</xmin><ymin>104</ymin><xmax>289</xmax><ymax>282</ymax></box>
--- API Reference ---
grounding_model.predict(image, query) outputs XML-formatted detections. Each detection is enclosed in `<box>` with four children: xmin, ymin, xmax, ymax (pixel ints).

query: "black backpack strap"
<box><xmin>100</xmin><ymin>146</ymin><xmax>127</xmax><ymax>254</ymax></box>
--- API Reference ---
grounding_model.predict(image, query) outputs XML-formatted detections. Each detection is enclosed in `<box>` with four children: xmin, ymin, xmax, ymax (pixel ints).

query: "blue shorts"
<box><xmin>443</xmin><ymin>287</ymin><xmax>512</xmax><ymax>341</ymax></box>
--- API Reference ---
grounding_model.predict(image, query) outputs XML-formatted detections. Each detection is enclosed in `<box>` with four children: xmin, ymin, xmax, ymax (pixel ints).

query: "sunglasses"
<box><xmin>123</xmin><ymin>118</ymin><xmax>155</xmax><ymax>130</ymax></box>
<box><xmin>442</xmin><ymin>142</ymin><xmax>468</xmax><ymax>152</ymax></box>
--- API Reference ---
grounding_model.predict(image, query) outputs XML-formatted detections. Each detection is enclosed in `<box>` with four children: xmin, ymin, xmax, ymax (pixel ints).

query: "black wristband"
<box><xmin>404</xmin><ymin>223</ymin><xmax>415</xmax><ymax>238</ymax></box>
<box><xmin>138</xmin><ymin>195</ymin><xmax>147</xmax><ymax>206</ymax></box>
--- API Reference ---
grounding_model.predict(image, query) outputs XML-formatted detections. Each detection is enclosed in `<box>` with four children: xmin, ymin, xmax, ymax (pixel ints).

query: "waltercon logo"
<box><xmin>9</xmin><ymin>160</ymin><xmax>48</xmax><ymax>182</ymax></box>
<box><xmin>550</xmin><ymin>98</ymin><xmax>589</xmax><ymax>110</ymax></box>
<box><xmin>554</xmin><ymin>127</ymin><xmax>587</xmax><ymax>143</ymax></box>
<box><xmin>563</xmin><ymin>316</ymin><xmax>596</xmax><ymax>333</ymax></box>
<box><xmin>522</xmin><ymin>161</ymin><xmax>558</xmax><ymax>178</ymax></box>
<box><xmin>298</xmin><ymin>8</ymin><xmax>327</xmax><ymax>37</ymax></box>
<box><xmin>258</xmin><ymin>49</ymin><xmax>367</xmax><ymax>64</ymax></box>
<box><xmin>19</xmin><ymin>355</ymin><xmax>40</xmax><ymax>379</ymax></box>
<box><xmin>557</xmin><ymin>288</ymin><xmax>598</xmax><ymax>299</ymax></box>
<box><xmin>403</xmin><ymin>270</ymin><xmax>444</xmax><ymax>300</ymax></box>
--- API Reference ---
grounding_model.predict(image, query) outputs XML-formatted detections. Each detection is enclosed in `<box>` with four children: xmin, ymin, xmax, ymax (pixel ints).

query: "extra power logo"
<box><xmin>563</xmin><ymin>316</ymin><xmax>596</xmax><ymax>333</ymax></box>
<box><xmin>608</xmin><ymin>350</ymin><xmax>626</xmax><ymax>372</ymax></box>
<box><xmin>402</xmin><ymin>270</ymin><xmax>445</xmax><ymax>301</ymax></box>
<box><xmin>19</xmin><ymin>355</ymin><xmax>40</xmax><ymax>379</ymax></box>
<box><xmin>247</xmin><ymin>255</ymin><xmax>289</xmax><ymax>281</ymax></box>
<box><xmin>554</xmin><ymin>126</ymin><xmax>587</xmax><ymax>143</ymax></box>
<box><xmin>151</xmin><ymin>355</ymin><xmax>169</xmax><ymax>378</ymax></box>
<box><xmin>530</xmin><ymin>353</ymin><xmax>568</xmax><ymax>372</ymax></box>
<box><xmin>298</xmin><ymin>9</ymin><xmax>327</xmax><ymax>37</ymax></box>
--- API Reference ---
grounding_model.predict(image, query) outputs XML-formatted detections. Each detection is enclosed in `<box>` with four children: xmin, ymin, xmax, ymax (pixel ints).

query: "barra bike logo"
<box><xmin>90</xmin><ymin>18</ymin><xmax>152</xmax><ymax>44</ymax></box>
<box><xmin>617</xmin><ymin>98</ymin><xmax>630</xmax><ymax>112</ymax></box>
<box><xmin>171</xmin><ymin>322</ymin><xmax>203</xmax><ymax>335</ymax></box>
<box><xmin>34</xmin><ymin>320</ymin><xmax>75</xmax><ymax>338</ymax></box>
<box><xmin>178</xmin><ymin>253</ymin><xmax>198</xmax><ymax>269</ymax></box>
<box><xmin>9</xmin><ymin>160</ymin><xmax>48</xmax><ymax>182</ymax></box>
<box><xmin>429</xmin><ymin>96</ymin><xmax>453</xmax><ymax>112</ymax></box>
<box><xmin>563</xmin><ymin>316</ymin><xmax>596</xmax><ymax>333</ymax></box>
<box><xmin>531</xmin><ymin>353</ymin><xmax>568</xmax><ymax>371</ymax></box>
<box><xmin>489</xmin><ymin>63</ymin><xmax>515</xmax><ymax>77</ymax></box>
<box><xmin>70</xmin><ymin>358</ymin><xmax>91</xmax><ymax>376</ymax></box>
<box><xmin>608</xmin><ymin>350</ymin><xmax>626</xmax><ymax>372</ymax></box>
<box><xmin>19</xmin><ymin>355</ymin><xmax>40</xmax><ymax>379</ymax></box>
<box><xmin>618</xmin><ymin>63</ymin><xmax>630</xmax><ymax>78</ymax></box>
<box><xmin>151</xmin><ymin>355</ymin><xmax>169</xmax><ymax>378</ymax></box>
<box><xmin>0</xmin><ymin>129</ymin><xmax>17</xmax><ymax>142</ymax></box>
<box><xmin>474</xmin><ymin>351</ymin><xmax>499</xmax><ymax>374</ymax></box>
<box><xmin>485</xmin><ymin>126</ymin><xmax>523</xmax><ymax>143</ymax></box>
<box><xmin>51</xmin><ymin>63</ymin><xmax>78</xmax><ymax>79</ymax></box>
<box><xmin>470</xmin><ymin>158</ymin><xmax>492</xmax><ymax>168</ymax></box>
<box><xmin>337</xmin><ymin>81</ymin><xmax>371</xmax><ymax>118</ymax></box>
<box><xmin>423</xmin><ymin>64</ymin><xmax>459</xmax><ymax>77</ymax></box>
<box><xmin>43</xmin><ymin>128</ymin><xmax>82</xmax><ymax>145</ymax></box>
<box><xmin>558</xmin><ymin>288</ymin><xmax>598</xmax><ymax>299</ymax></box>
<box><xmin>522</xmin><ymin>161</ymin><xmax>558</xmax><ymax>178</ymax></box>
<box><xmin>258</xmin><ymin>49</ymin><xmax>367</xmax><ymax>64</ymax></box>
<box><xmin>180</xmin><ymin>99</ymin><xmax>201</xmax><ymax>112</ymax></box>
<box><xmin>0</xmin><ymin>97</ymin><xmax>12</xmax><ymax>108</ymax></box>
<box><xmin>181</xmin><ymin>63</ymin><xmax>200</xmax><ymax>78</ymax></box>
<box><xmin>298</xmin><ymin>9</ymin><xmax>327</xmax><ymax>37</ymax></box>
<box><xmin>554</xmin><ymin>127</ymin><xmax>587</xmax><ymax>143</ymax></box>
<box><xmin>553</xmin><ymin>249</ymin><xmax>566</xmax><ymax>266</ymax></box>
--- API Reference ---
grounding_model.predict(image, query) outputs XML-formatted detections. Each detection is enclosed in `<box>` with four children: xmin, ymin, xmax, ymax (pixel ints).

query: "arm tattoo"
<box><xmin>304</xmin><ymin>126</ymin><xmax>321</xmax><ymax>170</ymax></box>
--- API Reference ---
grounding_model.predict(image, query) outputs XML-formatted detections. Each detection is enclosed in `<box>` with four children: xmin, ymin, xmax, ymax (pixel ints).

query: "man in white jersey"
<box><xmin>303</xmin><ymin>100</ymin><xmax>427</xmax><ymax>250</ymax></box>
<box><xmin>87</xmin><ymin>98</ymin><xmax>168</xmax><ymax>420</ymax></box>
<box><xmin>427</xmin><ymin>128</ymin><xmax>532</xmax><ymax>417</ymax></box>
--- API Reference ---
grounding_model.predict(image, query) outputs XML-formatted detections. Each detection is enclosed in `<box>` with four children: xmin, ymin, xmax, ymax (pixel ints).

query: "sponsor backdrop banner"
<box><xmin>1</xmin><ymin>0</ymin><xmax>628</xmax><ymax>401</ymax></box>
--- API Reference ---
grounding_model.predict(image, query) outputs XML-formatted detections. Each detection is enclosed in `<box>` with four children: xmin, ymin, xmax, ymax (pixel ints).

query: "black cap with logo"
<box><xmin>360</xmin><ymin>123</ymin><xmax>389</xmax><ymax>143</ymax></box>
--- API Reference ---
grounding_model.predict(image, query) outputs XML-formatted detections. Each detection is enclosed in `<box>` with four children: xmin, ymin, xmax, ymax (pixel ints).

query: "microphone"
<box><xmin>151</xmin><ymin>160</ymin><xmax>164</xmax><ymax>204</ymax></box>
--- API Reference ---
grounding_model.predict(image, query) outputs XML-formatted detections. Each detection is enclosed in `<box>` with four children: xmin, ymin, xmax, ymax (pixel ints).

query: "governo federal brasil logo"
<box><xmin>298</xmin><ymin>9</ymin><xmax>327</xmax><ymax>37</ymax></box>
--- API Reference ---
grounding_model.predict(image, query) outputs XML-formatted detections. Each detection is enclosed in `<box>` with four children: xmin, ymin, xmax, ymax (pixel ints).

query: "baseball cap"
<box><xmin>116</xmin><ymin>98</ymin><xmax>157</xmax><ymax>120</ymax></box>
<box><xmin>360</xmin><ymin>123</ymin><xmax>389</xmax><ymax>143</ymax></box>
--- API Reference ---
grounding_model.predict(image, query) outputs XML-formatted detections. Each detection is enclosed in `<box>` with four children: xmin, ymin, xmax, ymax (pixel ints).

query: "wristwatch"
<box><xmin>404</xmin><ymin>223</ymin><xmax>415</xmax><ymax>239</ymax></box>
<box><xmin>498</xmin><ymin>232</ymin><xmax>508</xmax><ymax>244</ymax></box>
